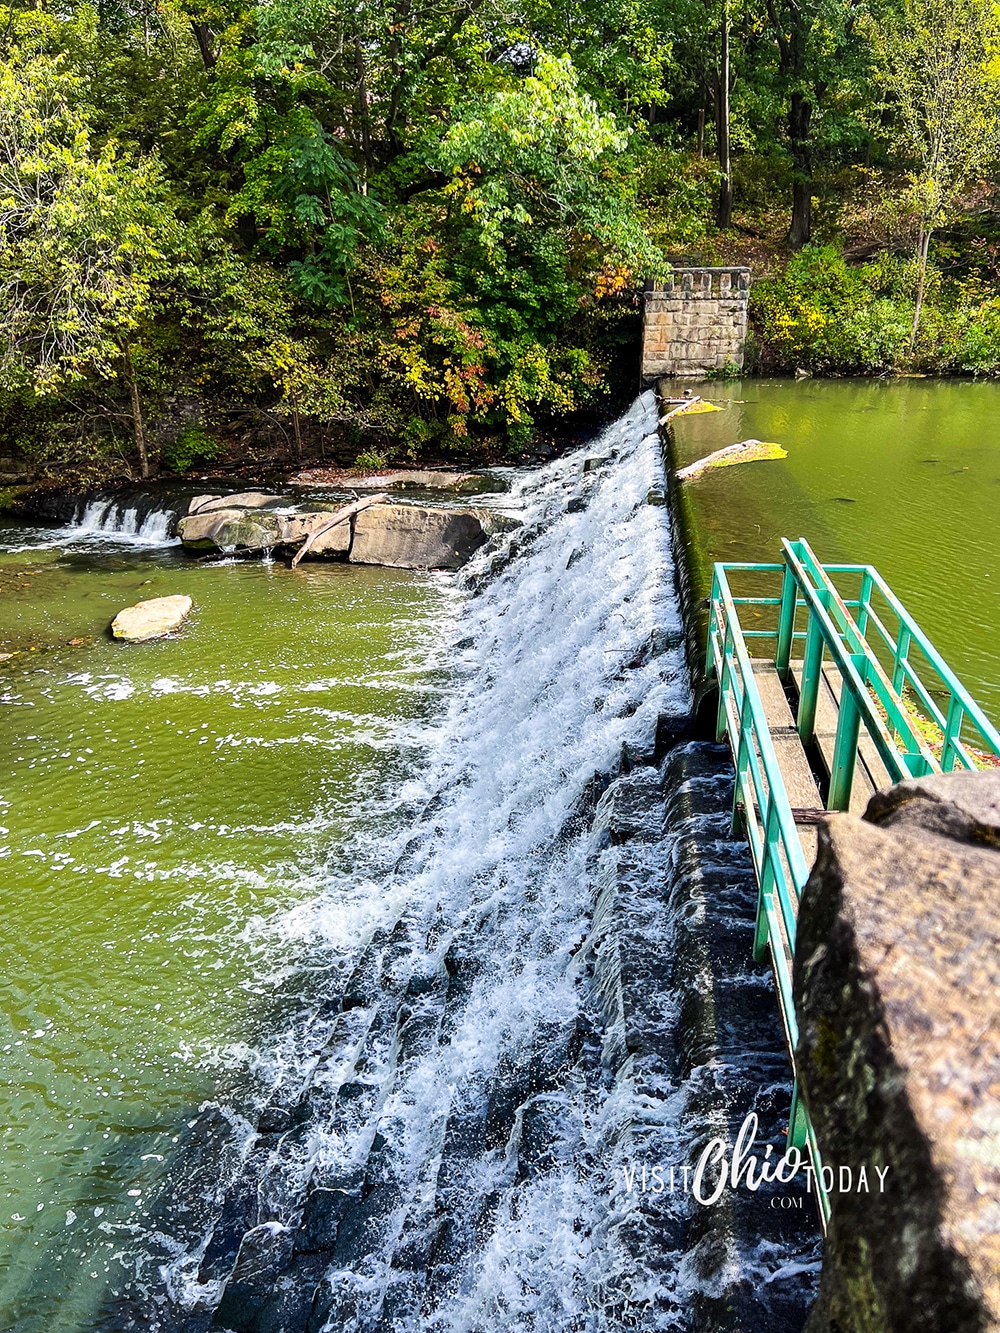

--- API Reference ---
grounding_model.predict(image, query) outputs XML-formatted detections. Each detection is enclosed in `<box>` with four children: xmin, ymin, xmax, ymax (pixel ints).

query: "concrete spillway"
<box><xmin>106</xmin><ymin>392</ymin><xmax>819</xmax><ymax>1333</ymax></box>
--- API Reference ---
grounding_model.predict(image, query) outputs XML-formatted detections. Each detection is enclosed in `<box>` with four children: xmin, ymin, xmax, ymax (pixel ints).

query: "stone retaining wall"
<box><xmin>642</xmin><ymin>268</ymin><xmax>750</xmax><ymax>380</ymax></box>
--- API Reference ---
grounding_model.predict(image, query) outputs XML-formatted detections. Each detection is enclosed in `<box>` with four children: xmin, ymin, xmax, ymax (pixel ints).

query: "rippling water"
<box><xmin>668</xmin><ymin>377</ymin><xmax>1000</xmax><ymax>720</ymax></box>
<box><xmin>0</xmin><ymin>532</ymin><xmax>457</xmax><ymax>1330</ymax></box>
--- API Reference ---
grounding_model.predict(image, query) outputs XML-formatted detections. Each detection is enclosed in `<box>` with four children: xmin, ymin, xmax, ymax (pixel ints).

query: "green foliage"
<box><xmin>751</xmin><ymin>244</ymin><xmax>1000</xmax><ymax>372</ymax></box>
<box><xmin>0</xmin><ymin>51</ymin><xmax>177</xmax><ymax>393</ymax></box>
<box><xmin>354</xmin><ymin>447</ymin><xmax>387</xmax><ymax>471</ymax></box>
<box><xmin>3</xmin><ymin>0</ymin><xmax>1000</xmax><ymax>482</ymax></box>
<box><xmin>161</xmin><ymin>426</ymin><xmax>227</xmax><ymax>472</ymax></box>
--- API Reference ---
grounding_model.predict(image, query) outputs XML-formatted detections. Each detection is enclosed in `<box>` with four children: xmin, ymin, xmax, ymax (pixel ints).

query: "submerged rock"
<box><xmin>796</xmin><ymin>772</ymin><xmax>1000</xmax><ymax>1333</ymax></box>
<box><xmin>349</xmin><ymin>503</ymin><xmax>488</xmax><ymax>569</ymax></box>
<box><xmin>111</xmin><ymin>594</ymin><xmax>192</xmax><ymax>642</ymax></box>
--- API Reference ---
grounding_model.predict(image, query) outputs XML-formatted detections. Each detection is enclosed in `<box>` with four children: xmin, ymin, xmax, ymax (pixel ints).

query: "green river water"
<box><xmin>0</xmin><ymin>528</ymin><xmax>454</xmax><ymax>1330</ymax></box>
<box><xmin>2</xmin><ymin>375</ymin><xmax>1000</xmax><ymax>1328</ymax></box>
<box><xmin>669</xmin><ymin>377</ymin><xmax>1000</xmax><ymax>722</ymax></box>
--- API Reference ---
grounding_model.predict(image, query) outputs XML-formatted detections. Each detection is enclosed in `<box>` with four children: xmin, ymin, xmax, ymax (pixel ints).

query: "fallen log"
<box><xmin>658</xmin><ymin>396</ymin><xmax>723</xmax><ymax>424</ymax></box>
<box><xmin>675</xmin><ymin>438</ymin><xmax>787</xmax><ymax>482</ymax></box>
<box><xmin>289</xmin><ymin>492</ymin><xmax>388</xmax><ymax>569</ymax></box>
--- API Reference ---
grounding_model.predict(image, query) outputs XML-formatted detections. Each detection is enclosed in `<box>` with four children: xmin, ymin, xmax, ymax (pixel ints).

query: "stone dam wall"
<box><xmin>642</xmin><ymin>267</ymin><xmax>750</xmax><ymax>380</ymax></box>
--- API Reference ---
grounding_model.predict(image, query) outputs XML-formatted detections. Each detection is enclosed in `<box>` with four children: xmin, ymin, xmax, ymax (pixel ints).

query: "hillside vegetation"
<box><xmin>2</xmin><ymin>0</ymin><xmax>1000</xmax><ymax>479</ymax></box>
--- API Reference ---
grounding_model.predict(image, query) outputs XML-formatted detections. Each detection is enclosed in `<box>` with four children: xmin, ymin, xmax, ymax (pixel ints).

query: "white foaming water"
<box><xmin>187</xmin><ymin>391</ymin><xmax>698</xmax><ymax>1330</ymax></box>
<box><xmin>69</xmin><ymin>498</ymin><xmax>179</xmax><ymax>545</ymax></box>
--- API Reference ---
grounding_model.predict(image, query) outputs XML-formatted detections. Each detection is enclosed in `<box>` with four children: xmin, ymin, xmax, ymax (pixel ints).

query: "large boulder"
<box><xmin>277</xmin><ymin>512</ymin><xmax>350</xmax><ymax>555</ymax></box>
<box><xmin>178</xmin><ymin>510</ymin><xmax>283</xmax><ymax>551</ymax></box>
<box><xmin>187</xmin><ymin>492</ymin><xmax>283</xmax><ymax>515</ymax></box>
<box><xmin>112</xmin><ymin>595</ymin><xmax>192</xmax><ymax>642</ymax></box>
<box><xmin>795</xmin><ymin>772</ymin><xmax>1000</xmax><ymax>1333</ymax></box>
<box><xmin>349</xmin><ymin>504</ymin><xmax>488</xmax><ymax>569</ymax></box>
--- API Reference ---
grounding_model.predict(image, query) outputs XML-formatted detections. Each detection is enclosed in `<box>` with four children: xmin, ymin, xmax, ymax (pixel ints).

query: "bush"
<box><xmin>751</xmin><ymin>245</ymin><xmax>915</xmax><ymax>371</ymax></box>
<box><xmin>161</xmin><ymin>426</ymin><xmax>227</xmax><ymax>473</ymax></box>
<box><xmin>354</xmin><ymin>447</ymin><xmax>387</xmax><ymax>471</ymax></box>
<box><xmin>751</xmin><ymin>244</ymin><xmax>1000</xmax><ymax>375</ymax></box>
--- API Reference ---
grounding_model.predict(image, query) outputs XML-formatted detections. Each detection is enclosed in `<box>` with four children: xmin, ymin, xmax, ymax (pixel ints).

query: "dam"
<box><xmin>3</xmin><ymin>384</ymin><xmax>999</xmax><ymax>1332</ymax></box>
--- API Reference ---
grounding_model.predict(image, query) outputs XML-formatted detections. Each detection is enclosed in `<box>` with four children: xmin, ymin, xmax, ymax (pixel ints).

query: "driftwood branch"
<box><xmin>675</xmin><ymin>439</ymin><xmax>785</xmax><ymax>482</ymax></box>
<box><xmin>659</xmin><ymin>396</ymin><xmax>704</xmax><ymax>424</ymax></box>
<box><xmin>290</xmin><ymin>492</ymin><xmax>389</xmax><ymax>569</ymax></box>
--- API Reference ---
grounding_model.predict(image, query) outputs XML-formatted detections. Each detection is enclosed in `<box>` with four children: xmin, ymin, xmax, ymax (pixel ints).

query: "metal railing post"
<box><xmin>856</xmin><ymin>570</ymin><xmax>873</xmax><ymax>638</ymax></box>
<box><xmin>788</xmin><ymin>1079</ymin><xmax>809</xmax><ymax>1150</ymax></box>
<box><xmin>941</xmin><ymin>696</ymin><xmax>965</xmax><ymax>773</ymax></box>
<box><xmin>775</xmin><ymin>562</ymin><xmax>797</xmax><ymax>680</ymax></box>
<box><xmin>827</xmin><ymin>660</ymin><xmax>863</xmax><ymax>810</ymax></box>
<box><xmin>797</xmin><ymin>606</ymin><xmax>824</xmax><ymax>745</ymax></box>
<box><xmin>731</xmin><ymin>688</ymin><xmax>751</xmax><ymax>836</ymax></box>
<box><xmin>892</xmin><ymin>622</ymin><xmax>912</xmax><ymax>697</ymax></box>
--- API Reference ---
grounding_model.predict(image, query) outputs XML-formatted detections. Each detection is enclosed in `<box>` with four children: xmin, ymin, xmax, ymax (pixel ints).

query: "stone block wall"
<box><xmin>642</xmin><ymin>267</ymin><xmax>750</xmax><ymax>380</ymax></box>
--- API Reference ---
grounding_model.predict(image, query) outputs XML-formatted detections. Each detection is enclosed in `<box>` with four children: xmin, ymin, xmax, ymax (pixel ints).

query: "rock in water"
<box><xmin>111</xmin><ymin>595</ymin><xmax>192</xmax><ymax>642</ymax></box>
<box><xmin>277</xmin><ymin>512</ymin><xmax>352</xmax><ymax>555</ymax></box>
<box><xmin>187</xmin><ymin>492</ymin><xmax>282</xmax><ymax>515</ymax></box>
<box><xmin>178</xmin><ymin>511</ymin><xmax>283</xmax><ymax>551</ymax></box>
<box><xmin>350</xmin><ymin>504</ymin><xmax>487</xmax><ymax>569</ymax></box>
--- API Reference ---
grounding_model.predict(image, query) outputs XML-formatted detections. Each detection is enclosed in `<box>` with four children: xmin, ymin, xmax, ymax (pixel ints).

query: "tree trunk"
<box><xmin>697</xmin><ymin>102</ymin><xmax>706</xmax><ymax>156</ymax></box>
<box><xmin>291</xmin><ymin>408</ymin><xmax>302</xmax><ymax>461</ymax></box>
<box><xmin>910</xmin><ymin>227</ymin><xmax>932</xmax><ymax>351</ymax></box>
<box><xmin>354</xmin><ymin>40</ymin><xmax>373</xmax><ymax>181</ymax></box>
<box><xmin>787</xmin><ymin>91</ymin><xmax>812</xmax><ymax>248</ymax></box>
<box><xmin>716</xmin><ymin>0</ymin><xmax>733</xmax><ymax>228</ymax></box>
<box><xmin>190</xmin><ymin>22</ymin><xmax>218</xmax><ymax>72</ymax></box>
<box><xmin>122</xmin><ymin>344</ymin><xmax>150</xmax><ymax>480</ymax></box>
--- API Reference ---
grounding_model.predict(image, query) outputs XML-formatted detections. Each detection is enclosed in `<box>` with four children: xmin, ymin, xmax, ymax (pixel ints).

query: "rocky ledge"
<box><xmin>795</xmin><ymin>771</ymin><xmax>1000</xmax><ymax>1333</ymax></box>
<box><xmin>178</xmin><ymin>492</ymin><xmax>507</xmax><ymax>570</ymax></box>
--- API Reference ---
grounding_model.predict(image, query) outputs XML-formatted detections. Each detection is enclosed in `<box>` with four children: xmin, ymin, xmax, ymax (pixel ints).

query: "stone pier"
<box><xmin>642</xmin><ymin>267</ymin><xmax>750</xmax><ymax>380</ymax></box>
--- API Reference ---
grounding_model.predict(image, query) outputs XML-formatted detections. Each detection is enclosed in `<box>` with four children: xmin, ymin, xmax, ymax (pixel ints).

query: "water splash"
<box><xmin>70</xmin><ymin>500</ymin><xmax>179</xmax><ymax>546</ymax></box>
<box><xmin>110</xmin><ymin>391</ymin><xmax>817</xmax><ymax>1332</ymax></box>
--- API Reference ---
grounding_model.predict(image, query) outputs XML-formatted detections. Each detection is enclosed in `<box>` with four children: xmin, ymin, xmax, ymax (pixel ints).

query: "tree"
<box><xmin>755</xmin><ymin>0</ymin><xmax>874</xmax><ymax>246</ymax></box>
<box><xmin>0</xmin><ymin>53</ymin><xmax>178</xmax><ymax>476</ymax></box>
<box><xmin>877</xmin><ymin>0</ymin><xmax>1000</xmax><ymax>344</ymax></box>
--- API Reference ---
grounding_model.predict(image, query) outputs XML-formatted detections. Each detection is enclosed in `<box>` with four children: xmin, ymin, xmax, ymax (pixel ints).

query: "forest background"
<box><xmin>3</xmin><ymin>0</ymin><xmax>1000</xmax><ymax>480</ymax></box>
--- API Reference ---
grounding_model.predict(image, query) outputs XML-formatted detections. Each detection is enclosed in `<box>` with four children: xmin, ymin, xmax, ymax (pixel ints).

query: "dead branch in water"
<box><xmin>675</xmin><ymin>439</ymin><xmax>786</xmax><ymax>481</ymax></box>
<box><xmin>289</xmin><ymin>492</ymin><xmax>389</xmax><ymax>569</ymax></box>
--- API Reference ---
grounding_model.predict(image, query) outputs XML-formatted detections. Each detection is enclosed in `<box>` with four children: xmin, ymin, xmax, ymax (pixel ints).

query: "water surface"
<box><xmin>668</xmin><ymin>378</ymin><xmax>1000</xmax><ymax>719</ymax></box>
<box><xmin>0</xmin><ymin>525</ymin><xmax>454</xmax><ymax>1330</ymax></box>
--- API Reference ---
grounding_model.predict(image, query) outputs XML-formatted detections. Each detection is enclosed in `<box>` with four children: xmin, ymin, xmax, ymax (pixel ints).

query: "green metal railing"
<box><xmin>707</xmin><ymin>538</ymin><xmax>1000</xmax><ymax>1226</ymax></box>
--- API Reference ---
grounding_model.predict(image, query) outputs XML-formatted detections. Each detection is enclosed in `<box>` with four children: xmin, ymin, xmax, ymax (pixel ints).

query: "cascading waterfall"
<box><xmin>70</xmin><ymin>497</ymin><xmax>179</xmax><ymax>544</ymax></box>
<box><xmin>109</xmin><ymin>391</ymin><xmax>818</xmax><ymax>1333</ymax></box>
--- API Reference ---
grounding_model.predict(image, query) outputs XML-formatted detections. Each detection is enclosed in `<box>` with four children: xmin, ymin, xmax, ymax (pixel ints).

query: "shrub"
<box><xmin>161</xmin><ymin>426</ymin><xmax>227</xmax><ymax>473</ymax></box>
<box><xmin>354</xmin><ymin>447</ymin><xmax>387</xmax><ymax>471</ymax></box>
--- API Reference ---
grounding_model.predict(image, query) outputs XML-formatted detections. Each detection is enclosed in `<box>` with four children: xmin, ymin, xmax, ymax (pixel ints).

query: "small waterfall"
<box><xmin>69</xmin><ymin>497</ymin><xmax>179</xmax><ymax>544</ymax></box>
<box><xmin>108</xmin><ymin>392</ymin><xmax>818</xmax><ymax>1332</ymax></box>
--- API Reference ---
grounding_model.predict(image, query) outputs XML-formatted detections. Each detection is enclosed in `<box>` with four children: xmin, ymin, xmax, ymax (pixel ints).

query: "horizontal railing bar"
<box><xmin>782</xmin><ymin>542</ymin><xmax>927</xmax><ymax>784</ymax></box>
<box><xmin>718</xmin><ymin>562</ymin><xmax>785</xmax><ymax>572</ymax></box>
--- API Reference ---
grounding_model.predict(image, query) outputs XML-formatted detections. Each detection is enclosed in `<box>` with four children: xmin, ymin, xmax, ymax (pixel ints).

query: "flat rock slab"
<box><xmin>349</xmin><ymin>471</ymin><xmax>507</xmax><ymax>495</ymax></box>
<box><xmin>188</xmin><ymin>492</ymin><xmax>283</xmax><ymax>515</ymax></box>
<box><xmin>278</xmin><ymin>512</ymin><xmax>351</xmax><ymax>554</ymax></box>
<box><xmin>112</xmin><ymin>595</ymin><xmax>192</xmax><ymax>642</ymax></box>
<box><xmin>349</xmin><ymin>504</ymin><xmax>487</xmax><ymax>569</ymax></box>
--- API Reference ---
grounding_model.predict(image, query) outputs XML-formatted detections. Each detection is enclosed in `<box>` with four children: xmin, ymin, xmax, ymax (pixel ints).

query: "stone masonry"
<box><xmin>642</xmin><ymin>267</ymin><xmax>750</xmax><ymax>379</ymax></box>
